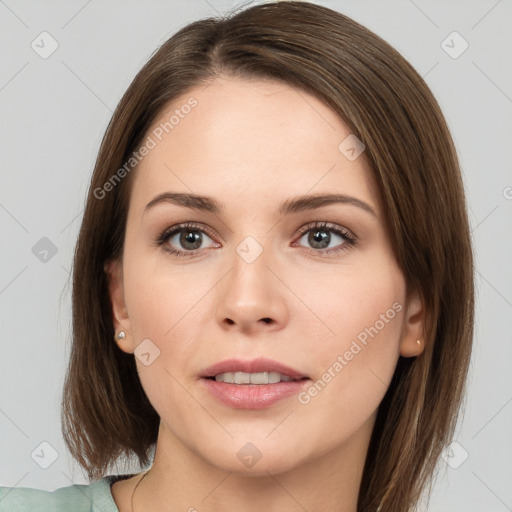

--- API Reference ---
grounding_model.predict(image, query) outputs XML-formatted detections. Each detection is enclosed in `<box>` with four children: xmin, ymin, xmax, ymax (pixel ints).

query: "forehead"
<box><xmin>129</xmin><ymin>76</ymin><xmax>379</xmax><ymax>217</ymax></box>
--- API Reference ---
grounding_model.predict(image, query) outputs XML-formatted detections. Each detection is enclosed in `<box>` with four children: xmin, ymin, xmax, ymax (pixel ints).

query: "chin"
<box><xmin>199</xmin><ymin>439</ymin><xmax>309</xmax><ymax>477</ymax></box>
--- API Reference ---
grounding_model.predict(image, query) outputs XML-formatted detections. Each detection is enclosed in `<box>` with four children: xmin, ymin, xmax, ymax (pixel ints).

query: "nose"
<box><xmin>215</xmin><ymin>241</ymin><xmax>289</xmax><ymax>335</ymax></box>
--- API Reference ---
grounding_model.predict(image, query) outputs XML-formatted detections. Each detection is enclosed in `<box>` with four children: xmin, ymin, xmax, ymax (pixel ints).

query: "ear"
<box><xmin>399</xmin><ymin>288</ymin><xmax>426</xmax><ymax>358</ymax></box>
<box><xmin>104</xmin><ymin>258</ymin><xmax>135</xmax><ymax>354</ymax></box>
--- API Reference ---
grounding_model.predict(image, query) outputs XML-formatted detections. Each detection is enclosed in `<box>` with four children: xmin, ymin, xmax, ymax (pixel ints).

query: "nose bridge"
<box><xmin>228</xmin><ymin>234</ymin><xmax>272</xmax><ymax>305</ymax></box>
<box><xmin>215</xmin><ymin>233</ymin><xmax>287</xmax><ymax>330</ymax></box>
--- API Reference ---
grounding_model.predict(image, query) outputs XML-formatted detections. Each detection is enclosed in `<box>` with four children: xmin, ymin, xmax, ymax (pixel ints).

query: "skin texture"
<box><xmin>106</xmin><ymin>76</ymin><xmax>425</xmax><ymax>512</ymax></box>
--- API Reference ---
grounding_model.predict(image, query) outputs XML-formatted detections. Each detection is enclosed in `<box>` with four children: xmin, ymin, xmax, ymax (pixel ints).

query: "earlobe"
<box><xmin>399</xmin><ymin>289</ymin><xmax>426</xmax><ymax>358</ymax></box>
<box><xmin>104</xmin><ymin>259</ymin><xmax>135</xmax><ymax>354</ymax></box>
<box><xmin>400</xmin><ymin>337</ymin><xmax>425</xmax><ymax>358</ymax></box>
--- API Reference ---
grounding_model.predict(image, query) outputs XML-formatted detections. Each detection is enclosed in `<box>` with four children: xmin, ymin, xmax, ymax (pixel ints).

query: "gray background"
<box><xmin>1</xmin><ymin>0</ymin><xmax>511</xmax><ymax>510</ymax></box>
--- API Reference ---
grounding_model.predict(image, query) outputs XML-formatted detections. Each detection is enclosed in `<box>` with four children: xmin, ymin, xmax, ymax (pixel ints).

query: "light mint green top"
<box><xmin>0</xmin><ymin>474</ymin><xmax>134</xmax><ymax>512</ymax></box>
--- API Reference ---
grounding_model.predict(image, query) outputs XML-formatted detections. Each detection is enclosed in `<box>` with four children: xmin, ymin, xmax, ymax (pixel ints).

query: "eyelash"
<box><xmin>153</xmin><ymin>221</ymin><xmax>357</xmax><ymax>258</ymax></box>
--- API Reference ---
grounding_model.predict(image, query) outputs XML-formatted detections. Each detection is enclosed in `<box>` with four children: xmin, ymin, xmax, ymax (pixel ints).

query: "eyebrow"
<box><xmin>143</xmin><ymin>192</ymin><xmax>377</xmax><ymax>217</ymax></box>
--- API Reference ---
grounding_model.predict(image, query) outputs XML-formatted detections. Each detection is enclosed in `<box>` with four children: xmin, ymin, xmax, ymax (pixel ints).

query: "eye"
<box><xmin>154</xmin><ymin>222</ymin><xmax>219</xmax><ymax>257</ymax></box>
<box><xmin>154</xmin><ymin>221</ymin><xmax>357</xmax><ymax>258</ymax></box>
<box><xmin>294</xmin><ymin>221</ymin><xmax>357</xmax><ymax>256</ymax></box>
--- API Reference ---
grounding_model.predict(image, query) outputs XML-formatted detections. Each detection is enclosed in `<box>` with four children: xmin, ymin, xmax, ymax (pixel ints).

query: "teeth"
<box><xmin>214</xmin><ymin>371</ymin><xmax>296</xmax><ymax>384</ymax></box>
<box><xmin>235</xmin><ymin>371</ymin><xmax>250</xmax><ymax>384</ymax></box>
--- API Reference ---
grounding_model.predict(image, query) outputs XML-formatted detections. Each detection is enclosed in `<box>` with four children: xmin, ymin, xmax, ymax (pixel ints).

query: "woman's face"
<box><xmin>108</xmin><ymin>76</ymin><xmax>424</xmax><ymax>475</ymax></box>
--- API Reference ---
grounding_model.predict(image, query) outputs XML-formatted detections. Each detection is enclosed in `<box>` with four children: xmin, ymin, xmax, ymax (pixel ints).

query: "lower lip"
<box><xmin>202</xmin><ymin>378</ymin><xmax>310</xmax><ymax>409</ymax></box>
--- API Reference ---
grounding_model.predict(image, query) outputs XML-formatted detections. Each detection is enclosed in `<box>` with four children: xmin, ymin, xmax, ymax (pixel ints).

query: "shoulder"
<box><xmin>0</xmin><ymin>476</ymin><xmax>122</xmax><ymax>512</ymax></box>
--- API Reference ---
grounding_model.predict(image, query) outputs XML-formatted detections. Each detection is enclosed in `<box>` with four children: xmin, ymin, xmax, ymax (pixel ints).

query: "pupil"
<box><xmin>309</xmin><ymin>230</ymin><xmax>329</xmax><ymax>249</ymax></box>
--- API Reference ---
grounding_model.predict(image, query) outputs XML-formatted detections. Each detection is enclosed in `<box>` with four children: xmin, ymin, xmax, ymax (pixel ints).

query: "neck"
<box><xmin>132</xmin><ymin>413</ymin><xmax>376</xmax><ymax>512</ymax></box>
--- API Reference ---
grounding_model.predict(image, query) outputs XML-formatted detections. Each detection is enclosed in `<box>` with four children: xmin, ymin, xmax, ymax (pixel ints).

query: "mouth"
<box><xmin>200</xmin><ymin>357</ymin><xmax>311</xmax><ymax>408</ymax></box>
<box><xmin>200</xmin><ymin>357</ymin><xmax>310</xmax><ymax>384</ymax></box>
<box><xmin>205</xmin><ymin>371</ymin><xmax>309</xmax><ymax>385</ymax></box>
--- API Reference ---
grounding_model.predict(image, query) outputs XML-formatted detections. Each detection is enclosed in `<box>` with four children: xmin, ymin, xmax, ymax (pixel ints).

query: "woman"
<box><xmin>0</xmin><ymin>1</ymin><xmax>474</xmax><ymax>511</ymax></box>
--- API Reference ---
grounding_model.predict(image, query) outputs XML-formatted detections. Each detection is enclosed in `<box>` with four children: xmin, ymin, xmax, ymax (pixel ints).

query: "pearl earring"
<box><xmin>115</xmin><ymin>331</ymin><xmax>126</xmax><ymax>341</ymax></box>
<box><xmin>416</xmin><ymin>339</ymin><xmax>421</xmax><ymax>345</ymax></box>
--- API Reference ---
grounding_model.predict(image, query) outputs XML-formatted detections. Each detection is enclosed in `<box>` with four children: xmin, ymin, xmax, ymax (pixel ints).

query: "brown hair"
<box><xmin>61</xmin><ymin>2</ymin><xmax>474</xmax><ymax>510</ymax></box>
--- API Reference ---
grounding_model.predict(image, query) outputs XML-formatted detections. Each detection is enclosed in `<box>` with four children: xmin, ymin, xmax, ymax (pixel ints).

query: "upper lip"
<box><xmin>200</xmin><ymin>357</ymin><xmax>309</xmax><ymax>380</ymax></box>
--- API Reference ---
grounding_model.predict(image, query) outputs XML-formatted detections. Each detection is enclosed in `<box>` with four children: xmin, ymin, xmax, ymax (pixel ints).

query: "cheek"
<box><xmin>122</xmin><ymin>249</ymin><xmax>217</xmax><ymax>405</ymax></box>
<box><xmin>294</xmin><ymin>262</ymin><xmax>405</xmax><ymax>424</ymax></box>
<box><xmin>123</xmin><ymin>245</ymin><xmax>211</xmax><ymax>339</ymax></box>
<box><xmin>121</xmin><ymin>253</ymin><xmax>206</xmax><ymax>417</ymax></box>
<box><xmin>331</xmin><ymin>275</ymin><xmax>404</xmax><ymax>360</ymax></box>
<box><xmin>293</xmin><ymin>255</ymin><xmax>404</xmax><ymax>346</ymax></box>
